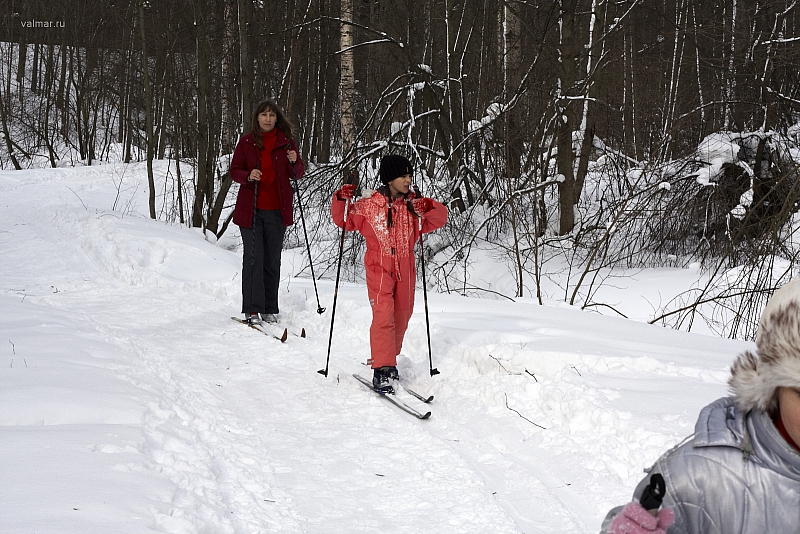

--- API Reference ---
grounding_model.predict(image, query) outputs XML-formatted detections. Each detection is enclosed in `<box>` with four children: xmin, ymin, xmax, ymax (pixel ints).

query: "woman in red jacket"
<box><xmin>331</xmin><ymin>155</ymin><xmax>448</xmax><ymax>393</ymax></box>
<box><xmin>230</xmin><ymin>100</ymin><xmax>305</xmax><ymax>325</ymax></box>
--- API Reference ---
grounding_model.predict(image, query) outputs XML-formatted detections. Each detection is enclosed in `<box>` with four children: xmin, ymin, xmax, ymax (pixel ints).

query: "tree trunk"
<box><xmin>321</xmin><ymin>50</ymin><xmax>336</xmax><ymax>163</ymax></box>
<box><xmin>661</xmin><ymin>0</ymin><xmax>687</xmax><ymax>160</ymax></box>
<box><xmin>57</xmin><ymin>43</ymin><xmax>67</xmax><ymax>111</ymax></box>
<box><xmin>31</xmin><ymin>44</ymin><xmax>39</xmax><ymax>94</ymax></box>
<box><xmin>340</xmin><ymin>0</ymin><xmax>356</xmax><ymax>159</ymax></box>
<box><xmin>192</xmin><ymin>0</ymin><xmax>211</xmax><ymax>229</ymax></box>
<box><xmin>0</xmin><ymin>85</ymin><xmax>22</xmax><ymax>170</ymax></box>
<box><xmin>237</xmin><ymin>0</ymin><xmax>252</xmax><ymax>133</ymax></box>
<box><xmin>210</xmin><ymin>171</ymin><xmax>233</xmax><ymax>237</ymax></box>
<box><xmin>124</xmin><ymin>81</ymin><xmax>133</xmax><ymax>163</ymax></box>
<box><xmin>139</xmin><ymin>2</ymin><xmax>157</xmax><ymax>219</ymax></box>
<box><xmin>557</xmin><ymin>0</ymin><xmax>577</xmax><ymax>235</ymax></box>
<box><xmin>690</xmin><ymin>4</ymin><xmax>705</xmax><ymax>130</ymax></box>
<box><xmin>574</xmin><ymin>0</ymin><xmax>601</xmax><ymax>200</ymax></box>
<box><xmin>504</xmin><ymin>2</ymin><xmax>524</xmax><ymax>296</ymax></box>
<box><xmin>504</xmin><ymin>2</ymin><xmax>523</xmax><ymax>182</ymax></box>
<box><xmin>17</xmin><ymin>41</ymin><xmax>27</xmax><ymax>103</ymax></box>
<box><xmin>221</xmin><ymin>0</ymin><xmax>237</xmax><ymax>151</ymax></box>
<box><xmin>724</xmin><ymin>0</ymin><xmax>737</xmax><ymax>129</ymax></box>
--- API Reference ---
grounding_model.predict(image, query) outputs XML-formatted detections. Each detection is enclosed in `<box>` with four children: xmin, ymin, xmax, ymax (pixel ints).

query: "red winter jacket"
<box><xmin>331</xmin><ymin>188</ymin><xmax>448</xmax><ymax>295</ymax></box>
<box><xmin>230</xmin><ymin>130</ymin><xmax>305</xmax><ymax>228</ymax></box>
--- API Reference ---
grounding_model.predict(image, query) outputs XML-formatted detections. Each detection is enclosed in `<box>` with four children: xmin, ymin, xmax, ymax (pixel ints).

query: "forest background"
<box><xmin>3</xmin><ymin>0</ymin><xmax>800</xmax><ymax>341</ymax></box>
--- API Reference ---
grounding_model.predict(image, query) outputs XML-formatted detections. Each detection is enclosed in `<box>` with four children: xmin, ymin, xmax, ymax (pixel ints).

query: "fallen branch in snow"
<box><xmin>451</xmin><ymin>286</ymin><xmax>516</xmax><ymax>302</ymax></box>
<box><xmin>65</xmin><ymin>186</ymin><xmax>88</xmax><ymax>211</ymax></box>
<box><xmin>504</xmin><ymin>394</ymin><xmax>545</xmax><ymax>429</ymax></box>
<box><xmin>489</xmin><ymin>354</ymin><xmax>521</xmax><ymax>375</ymax></box>
<box><xmin>582</xmin><ymin>302</ymin><xmax>628</xmax><ymax>318</ymax></box>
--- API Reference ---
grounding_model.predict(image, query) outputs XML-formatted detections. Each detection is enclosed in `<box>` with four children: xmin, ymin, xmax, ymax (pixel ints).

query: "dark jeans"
<box><xmin>241</xmin><ymin>209</ymin><xmax>286</xmax><ymax>315</ymax></box>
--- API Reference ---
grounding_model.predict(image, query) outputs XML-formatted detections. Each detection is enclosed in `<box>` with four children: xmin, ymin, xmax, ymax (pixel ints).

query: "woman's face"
<box><xmin>778</xmin><ymin>387</ymin><xmax>800</xmax><ymax>446</ymax></box>
<box><xmin>388</xmin><ymin>173</ymin><xmax>412</xmax><ymax>198</ymax></box>
<box><xmin>258</xmin><ymin>109</ymin><xmax>277</xmax><ymax>132</ymax></box>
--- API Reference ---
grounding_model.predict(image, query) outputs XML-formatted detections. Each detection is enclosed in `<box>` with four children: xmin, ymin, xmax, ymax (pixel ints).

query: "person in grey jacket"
<box><xmin>601</xmin><ymin>279</ymin><xmax>800</xmax><ymax>534</ymax></box>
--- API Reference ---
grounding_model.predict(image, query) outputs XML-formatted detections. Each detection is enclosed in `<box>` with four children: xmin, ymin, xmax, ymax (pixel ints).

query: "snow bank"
<box><xmin>0</xmin><ymin>163</ymin><xmax>752</xmax><ymax>533</ymax></box>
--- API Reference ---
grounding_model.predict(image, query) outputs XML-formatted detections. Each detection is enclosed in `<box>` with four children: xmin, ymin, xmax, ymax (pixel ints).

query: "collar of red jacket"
<box><xmin>244</xmin><ymin>129</ymin><xmax>286</xmax><ymax>147</ymax></box>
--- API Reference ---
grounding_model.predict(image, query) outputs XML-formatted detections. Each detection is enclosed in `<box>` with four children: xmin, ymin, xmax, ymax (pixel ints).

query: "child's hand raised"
<box><xmin>336</xmin><ymin>184</ymin><xmax>356</xmax><ymax>201</ymax></box>
<box><xmin>411</xmin><ymin>197</ymin><xmax>433</xmax><ymax>214</ymax></box>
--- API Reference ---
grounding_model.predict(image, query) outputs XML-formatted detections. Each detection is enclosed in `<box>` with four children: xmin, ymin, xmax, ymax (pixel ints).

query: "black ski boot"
<box><xmin>246</xmin><ymin>313</ymin><xmax>262</xmax><ymax>326</ymax></box>
<box><xmin>372</xmin><ymin>366</ymin><xmax>399</xmax><ymax>395</ymax></box>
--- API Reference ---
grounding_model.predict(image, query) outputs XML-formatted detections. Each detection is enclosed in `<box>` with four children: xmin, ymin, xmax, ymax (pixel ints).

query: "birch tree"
<box><xmin>573</xmin><ymin>0</ymin><xmax>601</xmax><ymax>199</ymax></box>
<box><xmin>339</xmin><ymin>0</ymin><xmax>356</xmax><ymax>165</ymax></box>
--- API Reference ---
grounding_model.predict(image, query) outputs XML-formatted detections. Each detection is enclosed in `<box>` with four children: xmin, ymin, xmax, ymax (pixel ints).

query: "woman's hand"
<box><xmin>249</xmin><ymin>169</ymin><xmax>262</xmax><ymax>182</ymax></box>
<box><xmin>287</xmin><ymin>150</ymin><xmax>298</xmax><ymax>164</ymax></box>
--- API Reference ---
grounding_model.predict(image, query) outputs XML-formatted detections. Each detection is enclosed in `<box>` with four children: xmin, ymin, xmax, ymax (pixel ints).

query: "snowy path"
<box><xmin>0</xmin><ymin>166</ymin><xmax>752</xmax><ymax>533</ymax></box>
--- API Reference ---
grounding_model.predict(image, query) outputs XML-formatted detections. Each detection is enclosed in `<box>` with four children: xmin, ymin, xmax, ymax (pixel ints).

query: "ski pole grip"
<box><xmin>639</xmin><ymin>473</ymin><xmax>666</xmax><ymax>516</ymax></box>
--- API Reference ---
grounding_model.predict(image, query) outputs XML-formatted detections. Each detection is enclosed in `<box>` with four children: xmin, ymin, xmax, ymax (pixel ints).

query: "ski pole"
<box><xmin>291</xmin><ymin>161</ymin><xmax>325</xmax><ymax>314</ymax></box>
<box><xmin>413</xmin><ymin>185</ymin><xmax>439</xmax><ymax>376</ymax></box>
<box><xmin>319</xmin><ymin>170</ymin><xmax>354</xmax><ymax>377</ymax></box>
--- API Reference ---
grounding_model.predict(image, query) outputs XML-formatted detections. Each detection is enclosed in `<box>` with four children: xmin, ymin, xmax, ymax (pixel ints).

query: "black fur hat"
<box><xmin>379</xmin><ymin>154</ymin><xmax>413</xmax><ymax>184</ymax></box>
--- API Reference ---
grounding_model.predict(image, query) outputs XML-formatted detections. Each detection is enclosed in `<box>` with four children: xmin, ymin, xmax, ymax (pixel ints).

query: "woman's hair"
<box><xmin>250</xmin><ymin>99</ymin><xmax>295</xmax><ymax>148</ymax></box>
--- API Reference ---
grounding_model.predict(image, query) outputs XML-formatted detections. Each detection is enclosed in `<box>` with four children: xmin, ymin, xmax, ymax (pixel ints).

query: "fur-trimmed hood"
<box><xmin>729</xmin><ymin>279</ymin><xmax>800</xmax><ymax>413</ymax></box>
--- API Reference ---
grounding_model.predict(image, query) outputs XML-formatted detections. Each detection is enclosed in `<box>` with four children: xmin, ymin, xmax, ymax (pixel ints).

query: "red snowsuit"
<box><xmin>331</xmin><ymin>189</ymin><xmax>448</xmax><ymax>368</ymax></box>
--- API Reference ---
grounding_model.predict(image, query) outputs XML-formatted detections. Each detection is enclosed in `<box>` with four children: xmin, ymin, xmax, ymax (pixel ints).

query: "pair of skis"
<box><xmin>353</xmin><ymin>374</ymin><xmax>433</xmax><ymax>419</ymax></box>
<box><xmin>231</xmin><ymin>317</ymin><xmax>306</xmax><ymax>343</ymax></box>
<box><xmin>232</xmin><ymin>317</ymin><xmax>433</xmax><ymax>418</ymax></box>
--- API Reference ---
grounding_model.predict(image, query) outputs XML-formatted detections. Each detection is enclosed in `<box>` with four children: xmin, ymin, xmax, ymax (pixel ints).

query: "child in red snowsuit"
<box><xmin>331</xmin><ymin>155</ymin><xmax>448</xmax><ymax>393</ymax></box>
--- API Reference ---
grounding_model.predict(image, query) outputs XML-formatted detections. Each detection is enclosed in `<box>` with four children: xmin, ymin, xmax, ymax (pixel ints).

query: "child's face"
<box><xmin>388</xmin><ymin>174</ymin><xmax>412</xmax><ymax>198</ymax></box>
<box><xmin>778</xmin><ymin>387</ymin><xmax>800</xmax><ymax>446</ymax></box>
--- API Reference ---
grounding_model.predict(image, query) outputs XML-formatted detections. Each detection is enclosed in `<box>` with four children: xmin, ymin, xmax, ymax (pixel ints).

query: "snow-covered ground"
<box><xmin>0</xmin><ymin>164</ymin><xmax>752</xmax><ymax>533</ymax></box>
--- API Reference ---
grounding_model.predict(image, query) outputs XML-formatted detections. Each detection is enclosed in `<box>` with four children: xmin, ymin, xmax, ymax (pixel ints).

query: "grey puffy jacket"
<box><xmin>601</xmin><ymin>397</ymin><xmax>800</xmax><ymax>534</ymax></box>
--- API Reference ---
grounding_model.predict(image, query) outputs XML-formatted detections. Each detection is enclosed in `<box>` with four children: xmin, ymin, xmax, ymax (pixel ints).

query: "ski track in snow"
<box><xmin>0</xmin><ymin>166</ymin><xmax>752</xmax><ymax>533</ymax></box>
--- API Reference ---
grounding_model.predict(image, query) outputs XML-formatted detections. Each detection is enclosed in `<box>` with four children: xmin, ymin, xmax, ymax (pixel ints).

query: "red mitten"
<box><xmin>410</xmin><ymin>197</ymin><xmax>433</xmax><ymax>214</ymax></box>
<box><xmin>336</xmin><ymin>184</ymin><xmax>356</xmax><ymax>201</ymax></box>
<box><xmin>608</xmin><ymin>502</ymin><xmax>674</xmax><ymax>534</ymax></box>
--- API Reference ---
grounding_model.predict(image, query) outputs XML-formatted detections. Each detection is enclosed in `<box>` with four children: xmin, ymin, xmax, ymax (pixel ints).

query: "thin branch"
<box><xmin>581</xmin><ymin>302</ymin><xmax>629</xmax><ymax>318</ymax></box>
<box><xmin>447</xmin><ymin>285</ymin><xmax>517</xmax><ymax>302</ymax></box>
<box><xmin>504</xmin><ymin>393</ymin><xmax>546</xmax><ymax>429</ymax></box>
<box><xmin>489</xmin><ymin>354</ymin><xmax>521</xmax><ymax>375</ymax></box>
<box><xmin>649</xmin><ymin>288</ymin><xmax>775</xmax><ymax>324</ymax></box>
<box><xmin>65</xmin><ymin>186</ymin><xmax>88</xmax><ymax>211</ymax></box>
